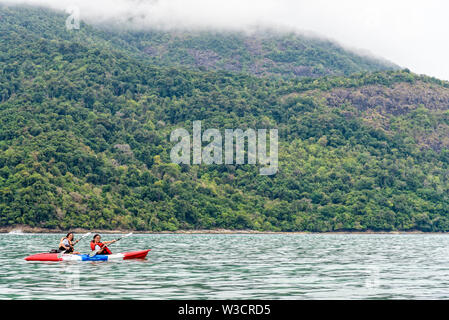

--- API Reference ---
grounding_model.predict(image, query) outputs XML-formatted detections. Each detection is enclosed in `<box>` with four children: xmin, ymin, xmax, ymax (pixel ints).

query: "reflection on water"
<box><xmin>1</xmin><ymin>233</ymin><xmax>449</xmax><ymax>299</ymax></box>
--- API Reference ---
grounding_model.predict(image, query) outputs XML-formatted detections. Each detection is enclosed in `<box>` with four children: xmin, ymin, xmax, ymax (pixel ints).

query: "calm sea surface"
<box><xmin>1</xmin><ymin>233</ymin><xmax>449</xmax><ymax>299</ymax></box>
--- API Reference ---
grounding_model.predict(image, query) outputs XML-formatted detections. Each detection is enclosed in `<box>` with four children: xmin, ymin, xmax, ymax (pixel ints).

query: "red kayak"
<box><xmin>25</xmin><ymin>249</ymin><xmax>151</xmax><ymax>262</ymax></box>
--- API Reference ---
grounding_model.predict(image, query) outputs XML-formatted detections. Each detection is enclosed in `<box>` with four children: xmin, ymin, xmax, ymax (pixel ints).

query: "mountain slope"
<box><xmin>1</xmin><ymin>5</ymin><xmax>449</xmax><ymax>232</ymax></box>
<box><xmin>0</xmin><ymin>5</ymin><xmax>398</xmax><ymax>78</ymax></box>
<box><xmin>115</xmin><ymin>29</ymin><xmax>398</xmax><ymax>78</ymax></box>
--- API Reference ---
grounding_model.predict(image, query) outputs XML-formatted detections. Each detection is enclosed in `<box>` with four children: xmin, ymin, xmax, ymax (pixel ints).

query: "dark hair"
<box><xmin>66</xmin><ymin>232</ymin><xmax>74</xmax><ymax>240</ymax></box>
<box><xmin>92</xmin><ymin>234</ymin><xmax>100</xmax><ymax>242</ymax></box>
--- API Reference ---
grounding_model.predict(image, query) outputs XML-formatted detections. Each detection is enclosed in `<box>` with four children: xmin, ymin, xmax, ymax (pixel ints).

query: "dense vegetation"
<box><xmin>0</xmin><ymin>6</ymin><xmax>398</xmax><ymax>79</ymax></box>
<box><xmin>114</xmin><ymin>29</ymin><xmax>398</xmax><ymax>78</ymax></box>
<box><xmin>1</xmin><ymin>5</ymin><xmax>449</xmax><ymax>232</ymax></box>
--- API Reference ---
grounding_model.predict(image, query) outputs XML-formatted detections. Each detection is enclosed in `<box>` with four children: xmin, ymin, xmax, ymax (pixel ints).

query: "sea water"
<box><xmin>1</xmin><ymin>233</ymin><xmax>449</xmax><ymax>299</ymax></box>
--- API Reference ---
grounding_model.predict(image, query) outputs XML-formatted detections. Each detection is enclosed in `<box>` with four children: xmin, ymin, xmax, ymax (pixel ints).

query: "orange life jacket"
<box><xmin>90</xmin><ymin>241</ymin><xmax>112</xmax><ymax>254</ymax></box>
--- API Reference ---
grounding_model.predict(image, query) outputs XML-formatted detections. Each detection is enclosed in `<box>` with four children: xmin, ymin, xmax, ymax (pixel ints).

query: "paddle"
<box><xmin>57</xmin><ymin>232</ymin><xmax>91</xmax><ymax>258</ymax></box>
<box><xmin>89</xmin><ymin>232</ymin><xmax>133</xmax><ymax>257</ymax></box>
<box><xmin>74</xmin><ymin>232</ymin><xmax>92</xmax><ymax>246</ymax></box>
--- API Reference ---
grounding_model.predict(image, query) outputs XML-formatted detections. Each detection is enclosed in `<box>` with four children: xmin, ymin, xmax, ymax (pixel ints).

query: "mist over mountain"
<box><xmin>2</xmin><ymin>0</ymin><xmax>398</xmax><ymax>71</ymax></box>
<box><xmin>0</xmin><ymin>4</ymin><xmax>398</xmax><ymax>79</ymax></box>
<box><xmin>1</xmin><ymin>4</ymin><xmax>449</xmax><ymax>232</ymax></box>
<box><xmin>4</xmin><ymin>0</ymin><xmax>449</xmax><ymax>81</ymax></box>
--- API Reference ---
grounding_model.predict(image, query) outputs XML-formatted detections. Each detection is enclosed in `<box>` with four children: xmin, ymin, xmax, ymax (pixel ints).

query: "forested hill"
<box><xmin>0</xmin><ymin>5</ymin><xmax>398</xmax><ymax>78</ymax></box>
<box><xmin>2</xmin><ymin>5</ymin><xmax>449</xmax><ymax>232</ymax></box>
<box><xmin>110</xmin><ymin>29</ymin><xmax>398</xmax><ymax>78</ymax></box>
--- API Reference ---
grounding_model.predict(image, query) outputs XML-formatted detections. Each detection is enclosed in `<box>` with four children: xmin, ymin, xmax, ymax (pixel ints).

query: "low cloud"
<box><xmin>2</xmin><ymin>0</ymin><xmax>449</xmax><ymax>80</ymax></box>
<box><xmin>2</xmin><ymin>0</ymin><xmax>288</xmax><ymax>30</ymax></box>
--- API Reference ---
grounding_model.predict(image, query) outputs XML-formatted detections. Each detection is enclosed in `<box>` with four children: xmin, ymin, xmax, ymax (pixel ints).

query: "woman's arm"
<box><xmin>60</xmin><ymin>239</ymin><xmax>72</xmax><ymax>250</ymax></box>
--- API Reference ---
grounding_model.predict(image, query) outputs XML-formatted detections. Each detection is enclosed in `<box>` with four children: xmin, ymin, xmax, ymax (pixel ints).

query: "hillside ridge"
<box><xmin>1</xmin><ymin>5</ymin><xmax>449</xmax><ymax>232</ymax></box>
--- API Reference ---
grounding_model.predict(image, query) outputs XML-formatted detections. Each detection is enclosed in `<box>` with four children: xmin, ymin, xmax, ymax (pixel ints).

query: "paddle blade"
<box><xmin>89</xmin><ymin>249</ymin><xmax>101</xmax><ymax>257</ymax></box>
<box><xmin>121</xmin><ymin>232</ymin><xmax>133</xmax><ymax>239</ymax></box>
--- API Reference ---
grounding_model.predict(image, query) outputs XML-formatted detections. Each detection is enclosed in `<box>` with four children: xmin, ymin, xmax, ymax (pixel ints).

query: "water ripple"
<box><xmin>1</xmin><ymin>234</ymin><xmax>449</xmax><ymax>299</ymax></box>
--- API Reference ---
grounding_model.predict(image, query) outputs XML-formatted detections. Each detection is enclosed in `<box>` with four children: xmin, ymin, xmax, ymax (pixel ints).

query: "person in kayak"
<box><xmin>58</xmin><ymin>232</ymin><xmax>80</xmax><ymax>254</ymax></box>
<box><xmin>90</xmin><ymin>234</ymin><xmax>116</xmax><ymax>255</ymax></box>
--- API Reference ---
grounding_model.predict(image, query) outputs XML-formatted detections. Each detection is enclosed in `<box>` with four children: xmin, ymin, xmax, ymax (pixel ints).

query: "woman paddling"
<box><xmin>58</xmin><ymin>232</ymin><xmax>80</xmax><ymax>254</ymax></box>
<box><xmin>90</xmin><ymin>234</ymin><xmax>116</xmax><ymax>255</ymax></box>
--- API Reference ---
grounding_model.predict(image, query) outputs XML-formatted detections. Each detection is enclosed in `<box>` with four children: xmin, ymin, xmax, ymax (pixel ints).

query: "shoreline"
<box><xmin>0</xmin><ymin>225</ymin><xmax>445</xmax><ymax>235</ymax></box>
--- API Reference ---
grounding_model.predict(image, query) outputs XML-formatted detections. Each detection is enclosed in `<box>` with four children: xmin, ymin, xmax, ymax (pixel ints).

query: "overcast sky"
<box><xmin>3</xmin><ymin>0</ymin><xmax>449</xmax><ymax>80</ymax></box>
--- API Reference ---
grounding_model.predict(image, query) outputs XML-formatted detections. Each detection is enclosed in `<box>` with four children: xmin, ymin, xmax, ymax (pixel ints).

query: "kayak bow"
<box><xmin>25</xmin><ymin>249</ymin><xmax>150</xmax><ymax>262</ymax></box>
